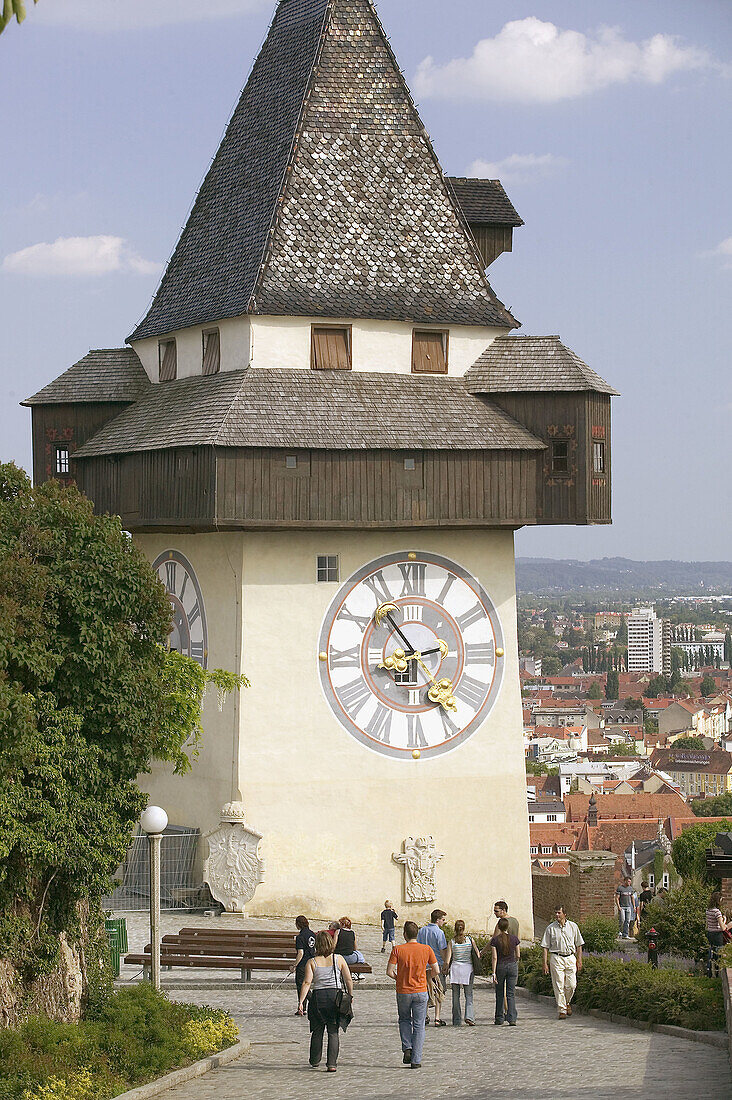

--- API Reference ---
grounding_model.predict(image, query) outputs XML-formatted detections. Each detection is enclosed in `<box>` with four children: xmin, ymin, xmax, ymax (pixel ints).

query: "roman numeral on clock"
<box><xmin>453</xmin><ymin>673</ymin><xmax>489</xmax><ymax>710</ymax></box>
<box><xmin>191</xmin><ymin>642</ymin><xmax>204</xmax><ymax>662</ymax></box>
<box><xmin>337</xmin><ymin>606</ymin><xmax>371</xmax><ymax>630</ymax></box>
<box><xmin>362</xmin><ymin>570</ymin><xmax>393</xmax><ymax>604</ymax></box>
<box><xmin>465</xmin><ymin>642</ymin><xmax>495</xmax><ymax>664</ymax></box>
<box><xmin>438</xmin><ymin>708</ymin><xmax>460</xmax><ymax>741</ymax></box>
<box><xmin>165</xmin><ymin>561</ymin><xmax>177</xmax><ymax>592</ymax></box>
<box><xmin>455</xmin><ymin>602</ymin><xmax>485</xmax><ymax>631</ymax></box>
<box><xmin>329</xmin><ymin>645</ymin><xmax>361</xmax><ymax>669</ymax></box>
<box><xmin>337</xmin><ymin>677</ymin><xmax>371</xmax><ymax>718</ymax></box>
<box><xmin>187</xmin><ymin>601</ymin><xmax>201</xmax><ymax>628</ymax></box>
<box><xmin>398</xmin><ymin>562</ymin><xmax>426</xmax><ymax>597</ymax></box>
<box><xmin>407</xmin><ymin>714</ymin><xmax>427</xmax><ymax>749</ymax></box>
<box><xmin>365</xmin><ymin>704</ymin><xmax>392</xmax><ymax>744</ymax></box>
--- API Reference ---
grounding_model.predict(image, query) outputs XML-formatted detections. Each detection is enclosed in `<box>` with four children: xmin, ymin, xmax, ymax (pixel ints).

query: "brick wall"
<box><xmin>720</xmin><ymin>877</ymin><xmax>732</xmax><ymax>915</ymax></box>
<box><xmin>532</xmin><ymin>851</ymin><xmax>617</xmax><ymax>926</ymax></box>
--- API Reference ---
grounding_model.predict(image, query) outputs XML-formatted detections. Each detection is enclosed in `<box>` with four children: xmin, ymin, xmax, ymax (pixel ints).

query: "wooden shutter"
<box><xmin>311</xmin><ymin>326</ymin><xmax>351</xmax><ymax>370</ymax></box>
<box><xmin>412</xmin><ymin>330</ymin><xmax>447</xmax><ymax>373</ymax></box>
<box><xmin>202</xmin><ymin>330</ymin><xmax>220</xmax><ymax>375</ymax></box>
<box><xmin>159</xmin><ymin>339</ymin><xmax>177</xmax><ymax>382</ymax></box>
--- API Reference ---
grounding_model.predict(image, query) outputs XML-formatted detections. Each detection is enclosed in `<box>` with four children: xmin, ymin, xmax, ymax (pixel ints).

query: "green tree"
<box><xmin>638</xmin><ymin>878</ymin><xmax>711</xmax><ymax>958</ymax></box>
<box><xmin>605</xmin><ymin>670</ymin><xmax>619</xmax><ymax>699</ymax></box>
<box><xmin>0</xmin><ymin>464</ymin><xmax>248</xmax><ymax>969</ymax></box>
<box><xmin>672</xmin><ymin>736</ymin><xmax>706</xmax><ymax>751</ymax></box>
<box><xmin>0</xmin><ymin>0</ymin><xmax>37</xmax><ymax>33</ymax></box>
<box><xmin>699</xmin><ymin>675</ymin><xmax>716</xmax><ymax>697</ymax></box>
<box><xmin>587</xmin><ymin>681</ymin><xmax>602</xmax><ymax>700</ymax></box>
<box><xmin>691</xmin><ymin>793</ymin><xmax>732</xmax><ymax>818</ymax></box>
<box><xmin>605</xmin><ymin>741</ymin><xmax>640</xmax><ymax>757</ymax></box>
<box><xmin>645</xmin><ymin>675</ymin><xmax>667</xmax><ymax>699</ymax></box>
<box><xmin>541</xmin><ymin>655</ymin><xmax>562</xmax><ymax>676</ymax></box>
<box><xmin>671</xmin><ymin>820</ymin><xmax>732</xmax><ymax>883</ymax></box>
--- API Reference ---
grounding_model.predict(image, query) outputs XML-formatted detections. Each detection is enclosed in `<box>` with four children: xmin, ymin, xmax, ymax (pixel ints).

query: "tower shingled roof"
<box><xmin>129</xmin><ymin>0</ymin><xmax>516</xmax><ymax>342</ymax></box>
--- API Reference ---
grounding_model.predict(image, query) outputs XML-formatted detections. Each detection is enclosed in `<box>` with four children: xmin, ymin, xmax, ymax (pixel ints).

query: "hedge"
<box><xmin>518</xmin><ymin>946</ymin><xmax>725</xmax><ymax>1032</ymax></box>
<box><xmin>0</xmin><ymin>984</ymin><xmax>238</xmax><ymax>1100</ymax></box>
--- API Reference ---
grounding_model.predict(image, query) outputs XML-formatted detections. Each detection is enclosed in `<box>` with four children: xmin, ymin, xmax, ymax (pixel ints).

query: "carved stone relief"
<box><xmin>392</xmin><ymin>836</ymin><xmax>444</xmax><ymax>903</ymax></box>
<box><xmin>203</xmin><ymin>801</ymin><xmax>265</xmax><ymax>913</ymax></box>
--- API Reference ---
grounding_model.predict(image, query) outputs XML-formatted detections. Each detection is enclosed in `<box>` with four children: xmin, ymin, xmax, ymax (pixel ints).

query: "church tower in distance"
<box><xmin>25</xmin><ymin>0</ymin><xmax>617</xmax><ymax>932</ymax></box>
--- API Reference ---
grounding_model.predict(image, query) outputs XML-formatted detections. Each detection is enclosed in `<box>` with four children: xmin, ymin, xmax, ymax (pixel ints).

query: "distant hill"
<box><xmin>516</xmin><ymin>557</ymin><xmax>732</xmax><ymax>598</ymax></box>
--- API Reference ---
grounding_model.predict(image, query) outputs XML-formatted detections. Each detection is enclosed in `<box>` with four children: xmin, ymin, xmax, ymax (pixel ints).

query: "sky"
<box><xmin>1</xmin><ymin>0</ymin><xmax>730</xmax><ymax>561</ymax></box>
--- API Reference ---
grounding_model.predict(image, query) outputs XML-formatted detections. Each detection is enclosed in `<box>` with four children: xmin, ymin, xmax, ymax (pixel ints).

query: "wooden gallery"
<box><xmin>25</xmin><ymin>0</ymin><xmax>616</xmax><ymax>932</ymax></box>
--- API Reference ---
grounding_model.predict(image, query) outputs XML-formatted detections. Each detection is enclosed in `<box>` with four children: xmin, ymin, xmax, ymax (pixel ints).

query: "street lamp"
<box><xmin>140</xmin><ymin>805</ymin><xmax>167</xmax><ymax>991</ymax></box>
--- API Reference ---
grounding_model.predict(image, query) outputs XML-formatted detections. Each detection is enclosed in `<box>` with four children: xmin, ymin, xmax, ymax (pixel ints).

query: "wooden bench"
<box><xmin>124</xmin><ymin>926</ymin><xmax>373</xmax><ymax>982</ymax></box>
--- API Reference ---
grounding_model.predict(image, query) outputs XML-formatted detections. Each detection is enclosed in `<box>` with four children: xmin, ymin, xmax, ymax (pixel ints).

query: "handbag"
<box><xmin>470</xmin><ymin>938</ymin><xmax>483</xmax><ymax>976</ymax></box>
<box><xmin>333</xmin><ymin>955</ymin><xmax>353</xmax><ymax>1017</ymax></box>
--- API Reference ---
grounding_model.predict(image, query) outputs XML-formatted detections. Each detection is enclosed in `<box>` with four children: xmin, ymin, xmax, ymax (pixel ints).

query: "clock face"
<box><xmin>152</xmin><ymin>550</ymin><xmax>208</xmax><ymax>668</ymax></box>
<box><xmin>317</xmin><ymin>551</ymin><xmax>504</xmax><ymax>759</ymax></box>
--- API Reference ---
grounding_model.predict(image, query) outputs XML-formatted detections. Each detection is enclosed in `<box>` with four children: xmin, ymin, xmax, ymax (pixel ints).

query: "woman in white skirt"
<box><xmin>443</xmin><ymin>920</ymin><xmax>478</xmax><ymax>1026</ymax></box>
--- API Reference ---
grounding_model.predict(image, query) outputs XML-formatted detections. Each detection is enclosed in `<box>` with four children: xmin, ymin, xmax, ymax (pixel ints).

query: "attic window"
<box><xmin>285</xmin><ymin>455</ymin><xmax>298</xmax><ymax>469</ymax></box>
<box><xmin>54</xmin><ymin>445</ymin><xmax>70</xmax><ymax>475</ymax></box>
<box><xmin>202</xmin><ymin>329</ymin><xmax>220</xmax><ymax>375</ymax></box>
<box><xmin>311</xmin><ymin>326</ymin><xmax>351</xmax><ymax>370</ymax></box>
<box><xmin>404</xmin><ymin>457</ymin><xmax>416</xmax><ymax>471</ymax></box>
<box><xmin>159</xmin><ymin>339</ymin><xmax>177</xmax><ymax>382</ymax></box>
<box><xmin>412</xmin><ymin>329</ymin><xmax>448</xmax><ymax>374</ymax></box>
<box><xmin>551</xmin><ymin>439</ymin><xmax>569</xmax><ymax>475</ymax></box>
<box><xmin>593</xmin><ymin>441</ymin><xmax>606</xmax><ymax>474</ymax></box>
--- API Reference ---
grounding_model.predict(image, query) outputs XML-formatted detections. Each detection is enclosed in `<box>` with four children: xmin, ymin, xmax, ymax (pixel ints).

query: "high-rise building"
<box><xmin>627</xmin><ymin>608</ymin><xmax>670</xmax><ymax>674</ymax></box>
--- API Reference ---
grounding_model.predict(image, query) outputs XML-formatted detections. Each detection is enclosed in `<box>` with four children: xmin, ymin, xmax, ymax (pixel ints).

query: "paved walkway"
<box><xmin>163</xmin><ymin>986</ymin><xmax>732</xmax><ymax>1100</ymax></box>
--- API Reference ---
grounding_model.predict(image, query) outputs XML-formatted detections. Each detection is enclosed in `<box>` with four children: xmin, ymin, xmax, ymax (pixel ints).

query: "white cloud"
<box><xmin>468</xmin><ymin>153</ymin><xmax>566</xmax><ymax>186</ymax></box>
<box><xmin>414</xmin><ymin>18</ymin><xmax>716</xmax><ymax>103</ymax></box>
<box><xmin>701</xmin><ymin>236</ymin><xmax>732</xmax><ymax>270</ymax></box>
<box><xmin>2</xmin><ymin>236</ymin><xmax>160</xmax><ymax>277</ymax></box>
<box><xmin>35</xmin><ymin>0</ymin><xmax>266</xmax><ymax>30</ymax></box>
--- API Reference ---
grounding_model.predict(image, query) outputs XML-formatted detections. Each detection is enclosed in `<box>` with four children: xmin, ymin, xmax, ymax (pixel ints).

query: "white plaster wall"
<box><xmin>130</xmin><ymin>315</ymin><xmax>502</xmax><ymax>380</ymax></box>
<box><xmin>130</xmin><ymin>316</ymin><xmax>252</xmax><ymax>381</ymax></box>
<box><xmin>250</xmin><ymin>315</ymin><xmax>503</xmax><ymax>376</ymax></box>
<box><xmin>133</xmin><ymin>528</ymin><xmax>533</xmax><ymax>936</ymax></box>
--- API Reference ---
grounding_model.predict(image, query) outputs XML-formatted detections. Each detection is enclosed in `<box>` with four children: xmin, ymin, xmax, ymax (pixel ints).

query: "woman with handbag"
<box><xmin>443</xmin><ymin>919</ymin><xmax>481</xmax><ymax>1026</ymax></box>
<box><xmin>706</xmin><ymin>890</ymin><xmax>729</xmax><ymax>977</ymax></box>
<box><xmin>298</xmin><ymin>930</ymin><xmax>354</xmax><ymax>1072</ymax></box>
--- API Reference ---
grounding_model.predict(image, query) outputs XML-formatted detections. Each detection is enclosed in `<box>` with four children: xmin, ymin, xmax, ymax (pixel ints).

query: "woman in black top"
<box><xmin>334</xmin><ymin>917</ymin><xmax>366</xmax><ymax>977</ymax></box>
<box><xmin>292</xmin><ymin>915</ymin><xmax>316</xmax><ymax>1014</ymax></box>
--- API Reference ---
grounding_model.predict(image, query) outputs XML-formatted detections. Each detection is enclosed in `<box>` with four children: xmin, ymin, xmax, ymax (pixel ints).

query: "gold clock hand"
<box><xmin>412</xmin><ymin>654</ymin><xmax>457</xmax><ymax>713</ymax></box>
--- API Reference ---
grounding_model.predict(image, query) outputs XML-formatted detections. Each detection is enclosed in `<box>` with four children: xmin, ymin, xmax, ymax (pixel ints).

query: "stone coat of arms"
<box><xmin>392</xmin><ymin>836</ymin><xmax>444</xmax><ymax>903</ymax></box>
<box><xmin>203</xmin><ymin>802</ymin><xmax>265</xmax><ymax>913</ymax></box>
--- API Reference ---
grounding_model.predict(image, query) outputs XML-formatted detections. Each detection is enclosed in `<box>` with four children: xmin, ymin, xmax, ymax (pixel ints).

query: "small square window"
<box><xmin>551</xmin><ymin>439</ymin><xmax>569</xmax><ymax>475</ymax></box>
<box><xmin>55</xmin><ymin>445</ymin><xmax>70</xmax><ymax>475</ymax></box>
<box><xmin>202</xmin><ymin>329</ymin><xmax>220</xmax><ymax>375</ymax></box>
<box><xmin>528</xmin><ymin>815</ymin><xmax>535</xmax><ymax>823</ymax></box>
<box><xmin>412</xmin><ymin>329</ymin><xmax>448</xmax><ymax>374</ymax></box>
<box><xmin>317</xmin><ymin>555</ymin><xmax>339</xmax><ymax>583</ymax></box>
<box><xmin>404</xmin><ymin>457</ymin><xmax>416</xmax><ymax>471</ymax></box>
<box><xmin>159</xmin><ymin>339</ymin><xmax>177</xmax><ymax>382</ymax></box>
<box><xmin>285</xmin><ymin>455</ymin><xmax>298</xmax><ymax>469</ymax></box>
<box><xmin>530</xmin><ymin>846</ymin><xmax>538</xmax><ymax>855</ymax></box>
<box><xmin>593</xmin><ymin>440</ymin><xmax>605</xmax><ymax>474</ymax></box>
<box><xmin>311</xmin><ymin>326</ymin><xmax>351</xmax><ymax>370</ymax></box>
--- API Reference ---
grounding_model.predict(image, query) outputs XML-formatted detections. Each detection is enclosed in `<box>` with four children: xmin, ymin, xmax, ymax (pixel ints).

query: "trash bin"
<box><xmin>105</xmin><ymin>917</ymin><xmax>128</xmax><ymax>977</ymax></box>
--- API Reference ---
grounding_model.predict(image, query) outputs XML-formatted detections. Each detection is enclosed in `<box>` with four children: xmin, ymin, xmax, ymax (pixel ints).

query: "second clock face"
<box><xmin>317</xmin><ymin>551</ymin><xmax>504</xmax><ymax>759</ymax></box>
<box><xmin>152</xmin><ymin>549</ymin><xmax>208</xmax><ymax>668</ymax></box>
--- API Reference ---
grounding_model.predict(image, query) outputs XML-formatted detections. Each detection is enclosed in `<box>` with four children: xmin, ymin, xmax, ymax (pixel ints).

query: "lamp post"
<box><xmin>140</xmin><ymin>805</ymin><xmax>167</xmax><ymax>991</ymax></box>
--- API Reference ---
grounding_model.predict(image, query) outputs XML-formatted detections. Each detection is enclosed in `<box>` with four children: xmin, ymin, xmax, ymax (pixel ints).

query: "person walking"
<box><xmin>298</xmin><ymin>930</ymin><xmax>354</xmax><ymax>1072</ymax></box>
<box><xmin>387</xmin><ymin>921</ymin><xmax>440</xmax><ymax>1069</ymax></box>
<box><xmin>443</xmin><ymin>919</ymin><xmax>479</xmax><ymax>1026</ymax></box>
<box><xmin>638</xmin><ymin>880</ymin><xmax>654</xmax><ymax>918</ymax></box>
<box><xmin>292</xmin><ymin>915</ymin><xmax>316</xmax><ymax>1015</ymax></box>
<box><xmin>381</xmin><ymin>901</ymin><xmax>398</xmax><ymax>953</ymax></box>
<box><xmin>333</xmin><ymin>917</ymin><xmax>366</xmax><ymax>978</ymax></box>
<box><xmin>541</xmin><ymin>905</ymin><xmax>584</xmax><ymax>1020</ymax></box>
<box><xmin>417</xmin><ymin>909</ymin><xmax>448</xmax><ymax>1026</ymax></box>
<box><xmin>490</xmin><ymin>917</ymin><xmax>520</xmax><ymax>1026</ymax></box>
<box><xmin>615</xmin><ymin>876</ymin><xmax>637</xmax><ymax>939</ymax></box>
<box><xmin>706</xmin><ymin>890</ymin><xmax>728</xmax><ymax>978</ymax></box>
<box><xmin>492</xmin><ymin>900</ymin><xmax>520</xmax><ymax>938</ymax></box>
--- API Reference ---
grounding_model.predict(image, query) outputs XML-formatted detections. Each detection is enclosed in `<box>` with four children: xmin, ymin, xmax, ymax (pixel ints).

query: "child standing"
<box><xmin>381</xmin><ymin>901</ymin><xmax>398</xmax><ymax>953</ymax></box>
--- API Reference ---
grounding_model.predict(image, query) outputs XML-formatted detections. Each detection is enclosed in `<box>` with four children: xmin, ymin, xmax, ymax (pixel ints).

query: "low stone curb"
<box><xmin>110</xmin><ymin>1041</ymin><xmax>251</xmax><ymax>1100</ymax></box>
<box><xmin>516</xmin><ymin>986</ymin><xmax>727</xmax><ymax>1049</ymax></box>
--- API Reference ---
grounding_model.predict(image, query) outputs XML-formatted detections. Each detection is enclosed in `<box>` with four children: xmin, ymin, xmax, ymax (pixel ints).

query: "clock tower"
<box><xmin>24</xmin><ymin>0</ymin><xmax>617</xmax><ymax>933</ymax></box>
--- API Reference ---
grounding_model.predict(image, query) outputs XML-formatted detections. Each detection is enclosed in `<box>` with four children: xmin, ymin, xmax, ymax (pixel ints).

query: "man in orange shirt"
<box><xmin>387</xmin><ymin>920</ymin><xmax>440</xmax><ymax>1069</ymax></box>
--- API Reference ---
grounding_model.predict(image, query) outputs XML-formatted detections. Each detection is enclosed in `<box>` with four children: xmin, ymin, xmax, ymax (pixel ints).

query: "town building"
<box><xmin>23</xmin><ymin>0</ymin><xmax>616</xmax><ymax>930</ymax></box>
<box><xmin>627</xmin><ymin>607</ymin><xmax>670</xmax><ymax>674</ymax></box>
<box><xmin>650</xmin><ymin>748</ymin><xmax>732</xmax><ymax>799</ymax></box>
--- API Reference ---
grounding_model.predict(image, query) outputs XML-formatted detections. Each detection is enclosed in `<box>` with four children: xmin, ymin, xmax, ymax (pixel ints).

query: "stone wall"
<box><xmin>532</xmin><ymin>851</ymin><xmax>617</xmax><ymax>927</ymax></box>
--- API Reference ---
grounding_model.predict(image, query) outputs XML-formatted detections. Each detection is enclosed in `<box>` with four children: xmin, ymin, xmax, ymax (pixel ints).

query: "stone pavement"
<box><xmin>161</xmin><ymin>986</ymin><xmax>732</xmax><ymax>1100</ymax></box>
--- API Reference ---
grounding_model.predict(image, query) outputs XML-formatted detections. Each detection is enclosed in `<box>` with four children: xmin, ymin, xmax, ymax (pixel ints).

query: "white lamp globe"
<box><xmin>140</xmin><ymin>805</ymin><xmax>168</xmax><ymax>835</ymax></box>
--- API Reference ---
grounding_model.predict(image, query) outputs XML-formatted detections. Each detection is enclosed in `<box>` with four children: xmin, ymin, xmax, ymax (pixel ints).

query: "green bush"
<box><xmin>578</xmin><ymin>915</ymin><xmax>617</xmax><ymax>954</ymax></box>
<box><xmin>0</xmin><ymin>984</ymin><xmax>237</xmax><ymax>1100</ymax></box>
<box><xmin>638</xmin><ymin>878</ymin><xmax>710</xmax><ymax>959</ymax></box>
<box><xmin>671</xmin><ymin>821</ymin><xmax>732</xmax><ymax>883</ymax></box>
<box><xmin>517</xmin><ymin>945</ymin><xmax>724</xmax><ymax>1030</ymax></box>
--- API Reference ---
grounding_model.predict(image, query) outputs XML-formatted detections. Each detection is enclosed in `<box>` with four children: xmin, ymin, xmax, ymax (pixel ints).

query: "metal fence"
<box><xmin>103</xmin><ymin>826</ymin><xmax>205</xmax><ymax>911</ymax></box>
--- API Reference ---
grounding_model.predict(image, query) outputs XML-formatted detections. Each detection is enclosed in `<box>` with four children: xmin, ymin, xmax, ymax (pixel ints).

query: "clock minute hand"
<box><xmin>373</xmin><ymin>602</ymin><xmax>415</xmax><ymax>655</ymax></box>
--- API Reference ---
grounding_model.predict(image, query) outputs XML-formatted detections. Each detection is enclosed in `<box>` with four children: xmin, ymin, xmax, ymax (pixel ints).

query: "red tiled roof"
<box><xmin>529</xmin><ymin>823</ymin><xmax>584</xmax><ymax>851</ymax></box>
<box><xmin>564</xmin><ymin>791</ymin><xmax>687</xmax><ymax>822</ymax></box>
<box><xmin>666</xmin><ymin>816</ymin><xmax>732</xmax><ymax>841</ymax></box>
<box><xmin>532</xmin><ymin>859</ymin><xmax>570</xmax><ymax>876</ymax></box>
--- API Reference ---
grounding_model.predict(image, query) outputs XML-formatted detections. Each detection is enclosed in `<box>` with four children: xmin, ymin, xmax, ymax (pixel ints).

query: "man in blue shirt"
<box><xmin>417</xmin><ymin>909</ymin><xmax>448</xmax><ymax>1025</ymax></box>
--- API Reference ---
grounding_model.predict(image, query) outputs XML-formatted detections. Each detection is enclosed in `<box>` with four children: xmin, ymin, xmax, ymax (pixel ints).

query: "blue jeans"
<box><xmin>343</xmin><ymin>951</ymin><xmax>366</xmax><ymax>965</ymax></box>
<box><xmin>451</xmin><ymin>972</ymin><xmax>474</xmax><ymax>1024</ymax></box>
<box><xmin>495</xmin><ymin>961</ymin><xmax>518</xmax><ymax>1024</ymax></box>
<box><xmin>618</xmin><ymin>907</ymin><xmax>634</xmax><ymax>937</ymax></box>
<box><xmin>397</xmin><ymin>991</ymin><xmax>428</xmax><ymax>1065</ymax></box>
<box><xmin>383</xmin><ymin>928</ymin><xmax>395</xmax><ymax>943</ymax></box>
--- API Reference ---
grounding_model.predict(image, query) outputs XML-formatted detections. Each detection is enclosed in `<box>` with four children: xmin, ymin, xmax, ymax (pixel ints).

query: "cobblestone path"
<box><xmin>164</xmin><ymin>986</ymin><xmax>731</xmax><ymax>1100</ymax></box>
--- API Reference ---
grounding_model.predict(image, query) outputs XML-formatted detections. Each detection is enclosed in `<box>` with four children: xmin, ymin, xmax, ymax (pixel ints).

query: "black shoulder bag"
<box><xmin>333</xmin><ymin>955</ymin><xmax>353</xmax><ymax>1017</ymax></box>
